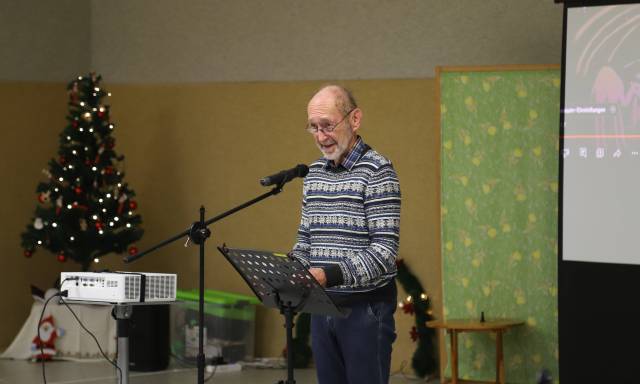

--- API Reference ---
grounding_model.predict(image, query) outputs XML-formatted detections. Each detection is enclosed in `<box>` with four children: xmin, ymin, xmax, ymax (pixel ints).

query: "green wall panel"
<box><xmin>440</xmin><ymin>68</ymin><xmax>560</xmax><ymax>383</ymax></box>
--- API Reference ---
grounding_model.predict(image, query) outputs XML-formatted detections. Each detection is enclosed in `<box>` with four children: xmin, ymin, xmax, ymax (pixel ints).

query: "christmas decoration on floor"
<box><xmin>21</xmin><ymin>74</ymin><xmax>143</xmax><ymax>270</ymax></box>
<box><xmin>396</xmin><ymin>258</ymin><xmax>438</xmax><ymax>378</ymax></box>
<box><xmin>31</xmin><ymin>315</ymin><xmax>64</xmax><ymax>361</ymax></box>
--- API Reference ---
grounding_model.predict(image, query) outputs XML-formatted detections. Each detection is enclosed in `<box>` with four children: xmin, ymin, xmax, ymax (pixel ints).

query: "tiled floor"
<box><xmin>0</xmin><ymin>359</ymin><xmax>437</xmax><ymax>384</ymax></box>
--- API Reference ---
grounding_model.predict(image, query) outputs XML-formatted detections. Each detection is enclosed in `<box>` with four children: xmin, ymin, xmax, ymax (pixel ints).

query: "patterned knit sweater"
<box><xmin>291</xmin><ymin>137</ymin><xmax>401</xmax><ymax>294</ymax></box>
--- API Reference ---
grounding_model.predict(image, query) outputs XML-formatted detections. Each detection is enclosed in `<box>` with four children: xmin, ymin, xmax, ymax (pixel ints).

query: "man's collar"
<box><xmin>324</xmin><ymin>136</ymin><xmax>366</xmax><ymax>171</ymax></box>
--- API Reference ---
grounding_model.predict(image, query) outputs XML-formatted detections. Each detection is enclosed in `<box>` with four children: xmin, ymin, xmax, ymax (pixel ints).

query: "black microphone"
<box><xmin>260</xmin><ymin>164</ymin><xmax>309</xmax><ymax>187</ymax></box>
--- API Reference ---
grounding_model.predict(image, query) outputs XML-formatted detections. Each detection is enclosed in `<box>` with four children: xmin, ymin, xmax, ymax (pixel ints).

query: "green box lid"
<box><xmin>176</xmin><ymin>289</ymin><xmax>260</xmax><ymax>305</ymax></box>
<box><xmin>176</xmin><ymin>289</ymin><xmax>259</xmax><ymax>320</ymax></box>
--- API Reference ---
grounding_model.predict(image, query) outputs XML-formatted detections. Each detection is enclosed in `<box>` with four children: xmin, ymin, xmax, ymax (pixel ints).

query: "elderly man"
<box><xmin>290</xmin><ymin>85</ymin><xmax>401</xmax><ymax>384</ymax></box>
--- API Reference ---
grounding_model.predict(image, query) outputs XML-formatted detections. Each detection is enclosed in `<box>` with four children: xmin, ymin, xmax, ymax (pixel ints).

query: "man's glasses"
<box><xmin>305</xmin><ymin>108</ymin><xmax>355</xmax><ymax>134</ymax></box>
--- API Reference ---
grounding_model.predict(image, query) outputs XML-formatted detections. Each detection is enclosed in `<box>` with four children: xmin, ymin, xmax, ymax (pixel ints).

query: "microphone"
<box><xmin>260</xmin><ymin>164</ymin><xmax>309</xmax><ymax>187</ymax></box>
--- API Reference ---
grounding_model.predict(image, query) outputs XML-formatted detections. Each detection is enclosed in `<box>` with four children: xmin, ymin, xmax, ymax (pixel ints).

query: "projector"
<box><xmin>60</xmin><ymin>272</ymin><xmax>177</xmax><ymax>304</ymax></box>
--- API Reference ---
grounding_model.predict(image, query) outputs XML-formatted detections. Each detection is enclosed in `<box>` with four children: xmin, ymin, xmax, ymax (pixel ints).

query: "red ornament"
<box><xmin>402</xmin><ymin>302</ymin><xmax>415</xmax><ymax>315</ymax></box>
<box><xmin>104</xmin><ymin>166</ymin><xmax>114</xmax><ymax>175</ymax></box>
<box><xmin>57</xmin><ymin>252</ymin><xmax>67</xmax><ymax>263</ymax></box>
<box><xmin>72</xmin><ymin>121</ymin><xmax>78</xmax><ymax>128</ymax></box>
<box><xmin>95</xmin><ymin>221</ymin><xmax>103</xmax><ymax>230</ymax></box>
<box><xmin>129</xmin><ymin>201</ymin><xmax>137</xmax><ymax>210</ymax></box>
<box><xmin>410</xmin><ymin>326</ymin><xmax>419</xmax><ymax>342</ymax></box>
<box><xmin>24</xmin><ymin>250</ymin><xmax>33</xmax><ymax>258</ymax></box>
<box><xmin>59</xmin><ymin>155</ymin><xmax>66</xmax><ymax>165</ymax></box>
<box><xmin>74</xmin><ymin>187</ymin><xmax>83</xmax><ymax>195</ymax></box>
<box><xmin>128</xmin><ymin>246</ymin><xmax>138</xmax><ymax>256</ymax></box>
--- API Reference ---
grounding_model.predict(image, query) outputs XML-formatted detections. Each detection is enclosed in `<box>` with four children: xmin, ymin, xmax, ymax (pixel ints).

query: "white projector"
<box><xmin>60</xmin><ymin>272</ymin><xmax>177</xmax><ymax>304</ymax></box>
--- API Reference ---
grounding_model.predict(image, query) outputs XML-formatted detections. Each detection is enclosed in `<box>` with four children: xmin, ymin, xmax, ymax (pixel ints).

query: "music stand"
<box><xmin>218</xmin><ymin>246</ymin><xmax>347</xmax><ymax>384</ymax></box>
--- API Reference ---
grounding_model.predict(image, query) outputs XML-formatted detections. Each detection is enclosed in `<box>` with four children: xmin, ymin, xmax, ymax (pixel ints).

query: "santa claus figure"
<box><xmin>31</xmin><ymin>315</ymin><xmax>64</xmax><ymax>361</ymax></box>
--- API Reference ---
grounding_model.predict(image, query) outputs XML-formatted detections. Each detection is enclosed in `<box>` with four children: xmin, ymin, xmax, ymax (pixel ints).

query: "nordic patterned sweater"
<box><xmin>291</xmin><ymin>137</ymin><xmax>401</xmax><ymax>295</ymax></box>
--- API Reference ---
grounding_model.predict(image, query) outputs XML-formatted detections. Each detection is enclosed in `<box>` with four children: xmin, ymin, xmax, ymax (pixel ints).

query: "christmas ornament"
<box><xmin>31</xmin><ymin>315</ymin><xmax>64</xmax><ymax>361</ymax></box>
<box><xmin>57</xmin><ymin>252</ymin><xmax>66</xmax><ymax>262</ymax></box>
<box><xmin>129</xmin><ymin>200</ymin><xmax>137</xmax><ymax>210</ymax></box>
<box><xmin>74</xmin><ymin>186</ymin><xmax>82</xmax><ymax>195</ymax></box>
<box><xmin>401</xmin><ymin>301</ymin><xmax>415</xmax><ymax>315</ymax></box>
<box><xmin>410</xmin><ymin>326</ymin><xmax>419</xmax><ymax>342</ymax></box>
<box><xmin>128</xmin><ymin>246</ymin><xmax>138</xmax><ymax>256</ymax></box>
<box><xmin>38</xmin><ymin>191</ymin><xmax>51</xmax><ymax>204</ymax></box>
<box><xmin>33</xmin><ymin>218</ymin><xmax>44</xmax><ymax>230</ymax></box>
<box><xmin>24</xmin><ymin>249</ymin><xmax>33</xmax><ymax>258</ymax></box>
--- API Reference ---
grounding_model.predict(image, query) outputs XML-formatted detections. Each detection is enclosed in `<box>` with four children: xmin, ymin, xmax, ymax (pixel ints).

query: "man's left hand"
<box><xmin>309</xmin><ymin>267</ymin><xmax>327</xmax><ymax>287</ymax></box>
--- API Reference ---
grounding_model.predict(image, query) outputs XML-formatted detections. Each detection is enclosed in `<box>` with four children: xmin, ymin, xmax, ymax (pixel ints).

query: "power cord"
<box><xmin>37</xmin><ymin>291</ymin><xmax>64</xmax><ymax>384</ymax></box>
<box><xmin>58</xmin><ymin>297</ymin><xmax>123</xmax><ymax>384</ymax></box>
<box><xmin>37</xmin><ymin>278</ymin><xmax>123</xmax><ymax>384</ymax></box>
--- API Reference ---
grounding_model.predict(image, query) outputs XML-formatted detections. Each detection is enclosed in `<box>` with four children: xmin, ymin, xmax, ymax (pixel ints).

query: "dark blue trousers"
<box><xmin>311</xmin><ymin>299</ymin><xmax>397</xmax><ymax>384</ymax></box>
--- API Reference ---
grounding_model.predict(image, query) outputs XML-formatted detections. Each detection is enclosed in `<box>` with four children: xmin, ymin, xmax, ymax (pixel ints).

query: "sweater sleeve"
<box><xmin>289</xmin><ymin>188</ymin><xmax>311</xmax><ymax>269</ymax></box>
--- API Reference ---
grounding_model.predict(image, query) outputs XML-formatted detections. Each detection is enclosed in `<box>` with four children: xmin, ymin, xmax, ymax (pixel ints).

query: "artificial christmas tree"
<box><xmin>21</xmin><ymin>73</ymin><xmax>143</xmax><ymax>271</ymax></box>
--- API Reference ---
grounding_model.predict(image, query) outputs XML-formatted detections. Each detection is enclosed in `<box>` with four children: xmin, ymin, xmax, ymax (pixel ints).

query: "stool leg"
<box><xmin>450</xmin><ymin>330</ymin><xmax>458</xmax><ymax>384</ymax></box>
<box><xmin>496</xmin><ymin>330</ymin><xmax>504</xmax><ymax>384</ymax></box>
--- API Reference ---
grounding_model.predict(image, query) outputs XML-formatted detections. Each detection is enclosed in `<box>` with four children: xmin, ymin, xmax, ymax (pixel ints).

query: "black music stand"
<box><xmin>218</xmin><ymin>246</ymin><xmax>347</xmax><ymax>384</ymax></box>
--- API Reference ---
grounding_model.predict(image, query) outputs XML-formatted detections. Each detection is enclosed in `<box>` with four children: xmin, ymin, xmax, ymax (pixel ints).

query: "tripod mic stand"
<box><xmin>123</xmin><ymin>183</ymin><xmax>287</xmax><ymax>384</ymax></box>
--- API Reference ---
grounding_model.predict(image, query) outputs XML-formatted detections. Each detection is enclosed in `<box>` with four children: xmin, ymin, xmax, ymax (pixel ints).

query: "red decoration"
<box><xmin>129</xmin><ymin>200</ymin><xmax>137</xmax><ymax>210</ymax></box>
<box><xmin>117</xmin><ymin>202</ymin><xmax>124</xmax><ymax>215</ymax></box>
<box><xmin>59</xmin><ymin>155</ymin><xmax>66</xmax><ymax>164</ymax></box>
<box><xmin>128</xmin><ymin>246</ymin><xmax>138</xmax><ymax>256</ymax></box>
<box><xmin>31</xmin><ymin>315</ymin><xmax>62</xmax><ymax>361</ymax></box>
<box><xmin>74</xmin><ymin>187</ymin><xmax>83</xmax><ymax>195</ymax></box>
<box><xmin>410</xmin><ymin>326</ymin><xmax>419</xmax><ymax>342</ymax></box>
<box><xmin>95</xmin><ymin>221</ymin><xmax>103</xmax><ymax>230</ymax></box>
<box><xmin>72</xmin><ymin>120</ymin><xmax>78</xmax><ymax>128</ymax></box>
<box><xmin>57</xmin><ymin>252</ymin><xmax>67</xmax><ymax>263</ymax></box>
<box><xmin>104</xmin><ymin>166</ymin><xmax>114</xmax><ymax>175</ymax></box>
<box><xmin>24</xmin><ymin>249</ymin><xmax>33</xmax><ymax>258</ymax></box>
<box><xmin>402</xmin><ymin>301</ymin><xmax>415</xmax><ymax>315</ymax></box>
<box><xmin>97</xmin><ymin>110</ymin><xmax>105</xmax><ymax>118</ymax></box>
<box><xmin>37</xmin><ymin>193</ymin><xmax>47</xmax><ymax>204</ymax></box>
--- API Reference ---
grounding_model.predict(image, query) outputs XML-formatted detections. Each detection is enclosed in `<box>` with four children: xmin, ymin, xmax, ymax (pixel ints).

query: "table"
<box><xmin>426</xmin><ymin>319</ymin><xmax>524</xmax><ymax>384</ymax></box>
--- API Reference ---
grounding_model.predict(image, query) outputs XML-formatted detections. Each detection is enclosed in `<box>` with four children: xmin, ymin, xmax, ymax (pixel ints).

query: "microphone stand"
<box><xmin>123</xmin><ymin>181</ymin><xmax>288</xmax><ymax>384</ymax></box>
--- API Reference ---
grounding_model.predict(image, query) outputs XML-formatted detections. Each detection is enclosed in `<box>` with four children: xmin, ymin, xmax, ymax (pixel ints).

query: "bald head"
<box><xmin>309</xmin><ymin>85</ymin><xmax>358</xmax><ymax>115</ymax></box>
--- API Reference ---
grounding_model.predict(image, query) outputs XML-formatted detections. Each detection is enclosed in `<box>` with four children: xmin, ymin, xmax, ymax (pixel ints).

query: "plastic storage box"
<box><xmin>170</xmin><ymin>289</ymin><xmax>259</xmax><ymax>363</ymax></box>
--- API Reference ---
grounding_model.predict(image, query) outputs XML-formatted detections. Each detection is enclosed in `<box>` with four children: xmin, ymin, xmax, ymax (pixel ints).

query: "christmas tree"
<box><xmin>21</xmin><ymin>73</ymin><xmax>143</xmax><ymax>271</ymax></box>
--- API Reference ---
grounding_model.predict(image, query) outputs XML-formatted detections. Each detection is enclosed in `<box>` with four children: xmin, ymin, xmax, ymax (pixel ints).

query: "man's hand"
<box><xmin>309</xmin><ymin>267</ymin><xmax>327</xmax><ymax>287</ymax></box>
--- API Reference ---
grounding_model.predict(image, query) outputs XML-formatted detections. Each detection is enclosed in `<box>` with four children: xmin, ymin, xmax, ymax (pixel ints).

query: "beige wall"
<box><xmin>0</xmin><ymin>79</ymin><xmax>440</xmax><ymax>369</ymax></box>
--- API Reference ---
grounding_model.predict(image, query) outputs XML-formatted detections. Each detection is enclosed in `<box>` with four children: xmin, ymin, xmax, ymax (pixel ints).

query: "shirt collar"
<box><xmin>324</xmin><ymin>136</ymin><xmax>366</xmax><ymax>171</ymax></box>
